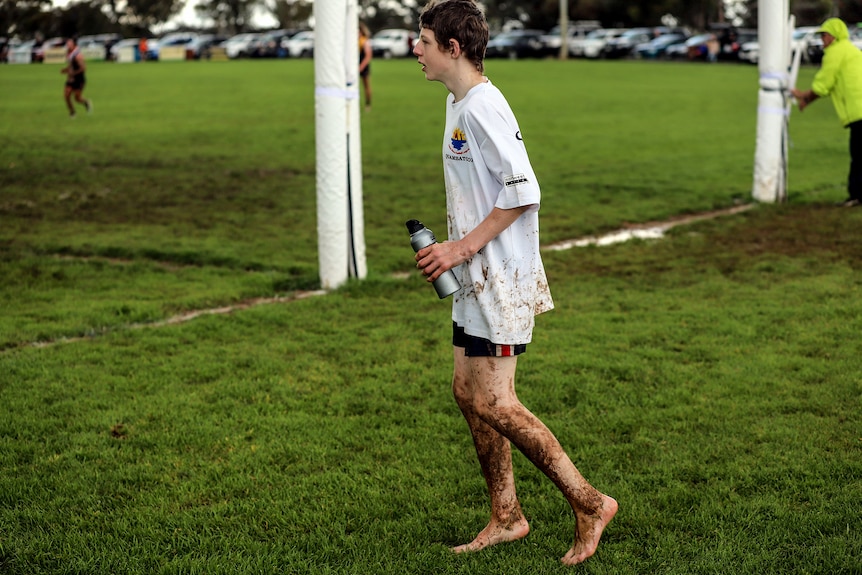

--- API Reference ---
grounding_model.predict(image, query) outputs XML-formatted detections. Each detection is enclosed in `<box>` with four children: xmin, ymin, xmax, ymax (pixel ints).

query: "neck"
<box><xmin>447</xmin><ymin>68</ymin><xmax>486</xmax><ymax>102</ymax></box>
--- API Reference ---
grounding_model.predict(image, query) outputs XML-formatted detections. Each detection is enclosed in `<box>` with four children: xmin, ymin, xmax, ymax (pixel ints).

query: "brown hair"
<box><xmin>419</xmin><ymin>0</ymin><xmax>488</xmax><ymax>73</ymax></box>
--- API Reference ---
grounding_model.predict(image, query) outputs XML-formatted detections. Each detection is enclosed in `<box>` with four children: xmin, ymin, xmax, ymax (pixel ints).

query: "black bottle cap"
<box><xmin>405</xmin><ymin>219</ymin><xmax>424</xmax><ymax>234</ymax></box>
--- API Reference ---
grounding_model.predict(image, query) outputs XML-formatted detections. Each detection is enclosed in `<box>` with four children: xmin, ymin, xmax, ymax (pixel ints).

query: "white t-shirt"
<box><xmin>443</xmin><ymin>79</ymin><xmax>554</xmax><ymax>344</ymax></box>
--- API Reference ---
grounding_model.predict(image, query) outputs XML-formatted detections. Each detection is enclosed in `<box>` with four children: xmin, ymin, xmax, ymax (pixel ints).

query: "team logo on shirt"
<box><xmin>448</xmin><ymin>128</ymin><xmax>469</xmax><ymax>155</ymax></box>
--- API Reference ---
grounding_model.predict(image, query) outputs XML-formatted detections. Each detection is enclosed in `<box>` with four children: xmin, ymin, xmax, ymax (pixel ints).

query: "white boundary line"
<box><xmin>10</xmin><ymin>204</ymin><xmax>755</xmax><ymax>351</ymax></box>
<box><xmin>544</xmin><ymin>204</ymin><xmax>755</xmax><ymax>250</ymax></box>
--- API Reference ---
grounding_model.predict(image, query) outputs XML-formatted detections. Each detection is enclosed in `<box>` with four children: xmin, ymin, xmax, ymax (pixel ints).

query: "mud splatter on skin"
<box><xmin>456</xmin><ymin>356</ymin><xmax>604</xmax><ymax>518</ymax></box>
<box><xmin>453</xmin><ymin>355</ymin><xmax>525</xmax><ymax>532</ymax></box>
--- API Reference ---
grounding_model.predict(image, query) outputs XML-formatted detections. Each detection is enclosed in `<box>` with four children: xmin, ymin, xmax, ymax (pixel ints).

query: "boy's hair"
<box><xmin>419</xmin><ymin>0</ymin><xmax>488</xmax><ymax>73</ymax></box>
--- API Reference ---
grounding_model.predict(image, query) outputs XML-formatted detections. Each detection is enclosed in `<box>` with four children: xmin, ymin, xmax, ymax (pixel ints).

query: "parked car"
<box><xmin>793</xmin><ymin>26</ymin><xmax>820</xmax><ymax>63</ymax></box>
<box><xmin>806</xmin><ymin>35</ymin><xmax>824</xmax><ymax>64</ymax></box>
<box><xmin>712</xmin><ymin>27</ymin><xmax>755</xmax><ymax>61</ymax></box>
<box><xmin>7</xmin><ymin>39</ymin><xmax>38</xmax><ymax>63</ymax></box>
<box><xmin>155</xmin><ymin>32</ymin><xmax>199</xmax><ymax>59</ymax></box>
<box><xmin>0</xmin><ymin>37</ymin><xmax>17</xmax><ymax>62</ymax></box>
<box><xmin>570</xmin><ymin>28</ymin><xmax>624</xmax><ymax>58</ymax></box>
<box><xmin>187</xmin><ymin>34</ymin><xmax>227</xmax><ymax>59</ymax></box>
<box><xmin>738</xmin><ymin>39</ymin><xmax>758</xmax><ymax>64</ymax></box>
<box><xmin>224</xmin><ymin>33</ymin><xmax>260</xmax><ymax>59</ymax></box>
<box><xmin>77</xmin><ymin>33</ymin><xmax>121</xmax><ymax>59</ymax></box>
<box><xmin>665</xmin><ymin>33</ymin><xmax>712</xmax><ymax>60</ymax></box>
<box><xmin>485</xmin><ymin>29</ymin><xmax>545</xmax><ymax>59</ymax></box>
<box><xmin>602</xmin><ymin>28</ymin><xmax>653</xmax><ymax>59</ymax></box>
<box><xmin>33</xmin><ymin>37</ymin><xmax>65</xmax><ymax>62</ymax></box>
<box><xmin>540</xmin><ymin>20</ymin><xmax>601</xmax><ymax>56</ymax></box>
<box><xmin>109</xmin><ymin>38</ymin><xmax>151</xmax><ymax>61</ymax></box>
<box><xmin>370</xmin><ymin>28</ymin><xmax>415</xmax><ymax>58</ymax></box>
<box><xmin>635</xmin><ymin>33</ymin><xmax>687</xmax><ymax>59</ymax></box>
<box><xmin>250</xmin><ymin>29</ymin><xmax>294</xmax><ymax>58</ymax></box>
<box><xmin>284</xmin><ymin>30</ymin><xmax>314</xmax><ymax>58</ymax></box>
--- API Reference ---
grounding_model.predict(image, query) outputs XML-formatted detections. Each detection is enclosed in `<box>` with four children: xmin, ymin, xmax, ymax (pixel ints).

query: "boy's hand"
<box><xmin>415</xmin><ymin>241</ymin><xmax>467</xmax><ymax>282</ymax></box>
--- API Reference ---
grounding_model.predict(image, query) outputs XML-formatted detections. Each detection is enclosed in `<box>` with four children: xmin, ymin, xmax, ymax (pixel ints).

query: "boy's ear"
<box><xmin>448</xmin><ymin>38</ymin><xmax>461</xmax><ymax>58</ymax></box>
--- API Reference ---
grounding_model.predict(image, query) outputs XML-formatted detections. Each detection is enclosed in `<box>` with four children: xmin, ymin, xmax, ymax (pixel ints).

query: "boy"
<box><xmin>411</xmin><ymin>0</ymin><xmax>617</xmax><ymax>566</ymax></box>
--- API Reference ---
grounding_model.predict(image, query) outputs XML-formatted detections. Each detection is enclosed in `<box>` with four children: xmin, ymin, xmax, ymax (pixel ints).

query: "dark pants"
<box><xmin>848</xmin><ymin>120</ymin><xmax>862</xmax><ymax>201</ymax></box>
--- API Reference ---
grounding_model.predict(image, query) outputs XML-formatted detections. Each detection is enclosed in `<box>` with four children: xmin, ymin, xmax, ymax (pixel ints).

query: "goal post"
<box><xmin>752</xmin><ymin>0</ymin><xmax>793</xmax><ymax>203</ymax></box>
<box><xmin>314</xmin><ymin>0</ymin><xmax>367</xmax><ymax>290</ymax></box>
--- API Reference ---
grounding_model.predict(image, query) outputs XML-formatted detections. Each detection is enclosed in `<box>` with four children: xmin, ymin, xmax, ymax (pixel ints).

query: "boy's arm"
<box><xmin>415</xmin><ymin>205</ymin><xmax>531</xmax><ymax>282</ymax></box>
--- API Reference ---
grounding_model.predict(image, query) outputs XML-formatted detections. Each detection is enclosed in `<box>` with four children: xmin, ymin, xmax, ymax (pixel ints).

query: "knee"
<box><xmin>472</xmin><ymin>396</ymin><xmax>521</xmax><ymax>429</ymax></box>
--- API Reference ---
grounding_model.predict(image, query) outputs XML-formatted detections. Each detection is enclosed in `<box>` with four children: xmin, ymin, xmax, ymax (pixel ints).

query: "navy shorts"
<box><xmin>66</xmin><ymin>74</ymin><xmax>85</xmax><ymax>91</ymax></box>
<box><xmin>452</xmin><ymin>322</ymin><xmax>526</xmax><ymax>357</ymax></box>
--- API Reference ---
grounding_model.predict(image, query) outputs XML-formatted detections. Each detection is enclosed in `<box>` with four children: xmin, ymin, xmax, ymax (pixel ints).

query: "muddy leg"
<box><xmin>450</xmin><ymin>348</ymin><xmax>530</xmax><ymax>552</ymax></box>
<box><xmin>469</xmin><ymin>355</ymin><xmax>617</xmax><ymax>565</ymax></box>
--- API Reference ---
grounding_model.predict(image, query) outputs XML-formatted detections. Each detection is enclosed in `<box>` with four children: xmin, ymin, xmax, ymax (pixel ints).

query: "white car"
<box><xmin>540</xmin><ymin>21</ymin><xmax>601</xmax><ymax>56</ymax></box>
<box><xmin>8</xmin><ymin>39</ymin><xmax>37</xmax><ymax>64</ymax></box>
<box><xmin>738</xmin><ymin>40</ymin><xmax>759</xmax><ymax>64</ymax></box>
<box><xmin>223</xmin><ymin>33</ymin><xmax>259</xmax><ymax>59</ymax></box>
<box><xmin>570</xmin><ymin>28</ymin><xmax>624</xmax><ymax>58</ymax></box>
<box><xmin>742</xmin><ymin>26</ymin><xmax>812</xmax><ymax>66</ymax></box>
<box><xmin>284</xmin><ymin>30</ymin><xmax>314</xmax><ymax>58</ymax></box>
<box><xmin>370</xmin><ymin>29</ymin><xmax>415</xmax><ymax>59</ymax></box>
<box><xmin>792</xmin><ymin>26</ymin><xmax>819</xmax><ymax>63</ymax></box>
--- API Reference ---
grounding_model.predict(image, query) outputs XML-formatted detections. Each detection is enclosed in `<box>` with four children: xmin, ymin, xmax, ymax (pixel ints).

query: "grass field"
<box><xmin>1</xmin><ymin>58</ymin><xmax>860</xmax><ymax>574</ymax></box>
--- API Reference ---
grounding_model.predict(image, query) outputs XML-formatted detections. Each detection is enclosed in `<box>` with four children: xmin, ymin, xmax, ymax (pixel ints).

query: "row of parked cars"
<box><xmin>219</xmin><ymin>28</ymin><xmax>417</xmax><ymax>59</ymax></box>
<box><xmin>483</xmin><ymin>23</ymin><xmax>862</xmax><ymax>65</ymax></box>
<box><xmin>485</xmin><ymin>25</ymin><xmax>756</xmax><ymax>61</ymax></box>
<box><xmin>736</xmin><ymin>25</ymin><xmax>862</xmax><ymax>65</ymax></box>
<box><xmin>6</xmin><ymin>24</ymin><xmax>852</xmax><ymax>65</ymax></box>
<box><xmin>2</xmin><ymin>27</ymin><xmax>418</xmax><ymax>63</ymax></box>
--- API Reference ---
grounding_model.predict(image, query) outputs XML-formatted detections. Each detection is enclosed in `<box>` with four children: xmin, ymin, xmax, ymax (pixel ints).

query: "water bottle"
<box><xmin>406</xmin><ymin>219</ymin><xmax>462</xmax><ymax>299</ymax></box>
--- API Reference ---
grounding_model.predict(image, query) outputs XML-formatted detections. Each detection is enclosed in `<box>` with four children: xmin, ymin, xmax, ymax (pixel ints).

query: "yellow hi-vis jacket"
<box><xmin>813</xmin><ymin>18</ymin><xmax>862</xmax><ymax>127</ymax></box>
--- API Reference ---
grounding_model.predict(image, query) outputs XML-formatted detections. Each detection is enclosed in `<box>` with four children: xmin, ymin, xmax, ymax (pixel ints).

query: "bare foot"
<box><xmin>451</xmin><ymin>517</ymin><xmax>530</xmax><ymax>553</ymax></box>
<box><xmin>560</xmin><ymin>494</ymin><xmax>618</xmax><ymax>566</ymax></box>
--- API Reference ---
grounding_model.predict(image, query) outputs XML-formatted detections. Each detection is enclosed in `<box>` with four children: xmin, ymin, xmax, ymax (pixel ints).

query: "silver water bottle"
<box><xmin>406</xmin><ymin>219</ymin><xmax>462</xmax><ymax>299</ymax></box>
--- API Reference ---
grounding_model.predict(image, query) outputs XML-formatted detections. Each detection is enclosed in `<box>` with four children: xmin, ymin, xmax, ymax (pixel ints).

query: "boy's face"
<box><xmin>413</xmin><ymin>27</ymin><xmax>451</xmax><ymax>83</ymax></box>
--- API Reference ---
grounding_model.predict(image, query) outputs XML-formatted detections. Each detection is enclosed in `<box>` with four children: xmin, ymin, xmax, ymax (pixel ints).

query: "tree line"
<box><xmin>2</xmin><ymin>0</ymin><xmax>860</xmax><ymax>43</ymax></box>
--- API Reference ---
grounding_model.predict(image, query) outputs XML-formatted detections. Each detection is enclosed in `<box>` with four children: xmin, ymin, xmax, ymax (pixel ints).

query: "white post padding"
<box><xmin>315</xmin><ymin>0</ymin><xmax>367</xmax><ymax>290</ymax></box>
<box><xmin>752</xmin><ymin>0</ymin><xmax>791</xmax><ymax>203</ymax></box>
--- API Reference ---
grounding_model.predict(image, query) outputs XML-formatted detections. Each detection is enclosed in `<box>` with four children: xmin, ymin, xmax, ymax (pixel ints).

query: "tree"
<box><xmin>56</xmin><ymin>0</ymin><xmax>116</xmax><ymax>36</ymax></box>
<box><xmin>194</xmin><ymin>0</ymin><xmax>259</xmax><ymax>33</ymax></box>
<box><xmin>834</xmin><ymin>0</ymin><xmax>862</xmax><ymax>22</ymax></box>
<box><xmin>1</xmin><ymin>0</ymin><xmax>52</xmax><ymax>37</ymax></box>
<box><xmin>357</xmin><ymin>0</ymin><xmax>419</xmax><ymax>33</ymax></box>
<box><xmin>117</xmin><ymin>0</ymin><xmax>184</xmax><ymax>29</ymax></box>
<box><xmin>271</xmin><ymin>0</ymin><xmax>312</xmax><ymax>30</ymax></box>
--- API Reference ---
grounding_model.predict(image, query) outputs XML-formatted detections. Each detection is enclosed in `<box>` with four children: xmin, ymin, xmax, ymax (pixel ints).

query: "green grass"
<box><xmin>1</xmin><ymin>58</ymin><xmax>860</xmax><ymax>574</ymax></box>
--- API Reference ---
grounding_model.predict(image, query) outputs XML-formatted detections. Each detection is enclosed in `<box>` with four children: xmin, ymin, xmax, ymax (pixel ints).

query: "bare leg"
<box><xmin>73</xmin><ymin>89</ymin><xmax>90</xmax><ymax>112</ymax></box>
<box><xmin>468</xmin><ymin>355</ymin><xmax>617</xmax><ymax>565</ymax></box>
<box><xmin>361</xmin><ymin>76</ymin><xmax>372</xmax><ymax>110</ymax></box>
<box><xmin>450</xmin><ymin>348</ymin><xmax>530</xmax><ymax>552</ymax></box>
<box><xmin>64</xmin><ymin>86</ymin><xmax>75</xmax><ymax>116</ymax></box>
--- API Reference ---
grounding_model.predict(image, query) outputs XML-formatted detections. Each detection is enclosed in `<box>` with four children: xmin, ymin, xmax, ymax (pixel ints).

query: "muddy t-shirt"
<box><xmin>442</xmin><ymin>80</ymin><xmax>554</xmax><ymax>344</ymax></box>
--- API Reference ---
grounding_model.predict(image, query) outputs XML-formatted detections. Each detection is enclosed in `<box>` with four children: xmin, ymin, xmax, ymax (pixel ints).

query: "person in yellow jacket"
<box><xmin>792</xmin><ymin>18</ymin><xmax>862</xmax><ymax>207</ymax></box>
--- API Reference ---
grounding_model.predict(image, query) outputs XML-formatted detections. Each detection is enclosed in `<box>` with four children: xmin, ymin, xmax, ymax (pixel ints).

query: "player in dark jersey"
<box><xmin>61</xmin><ymin>37</ymin><xmax>92</xmax><ymax>118</ymax></box>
